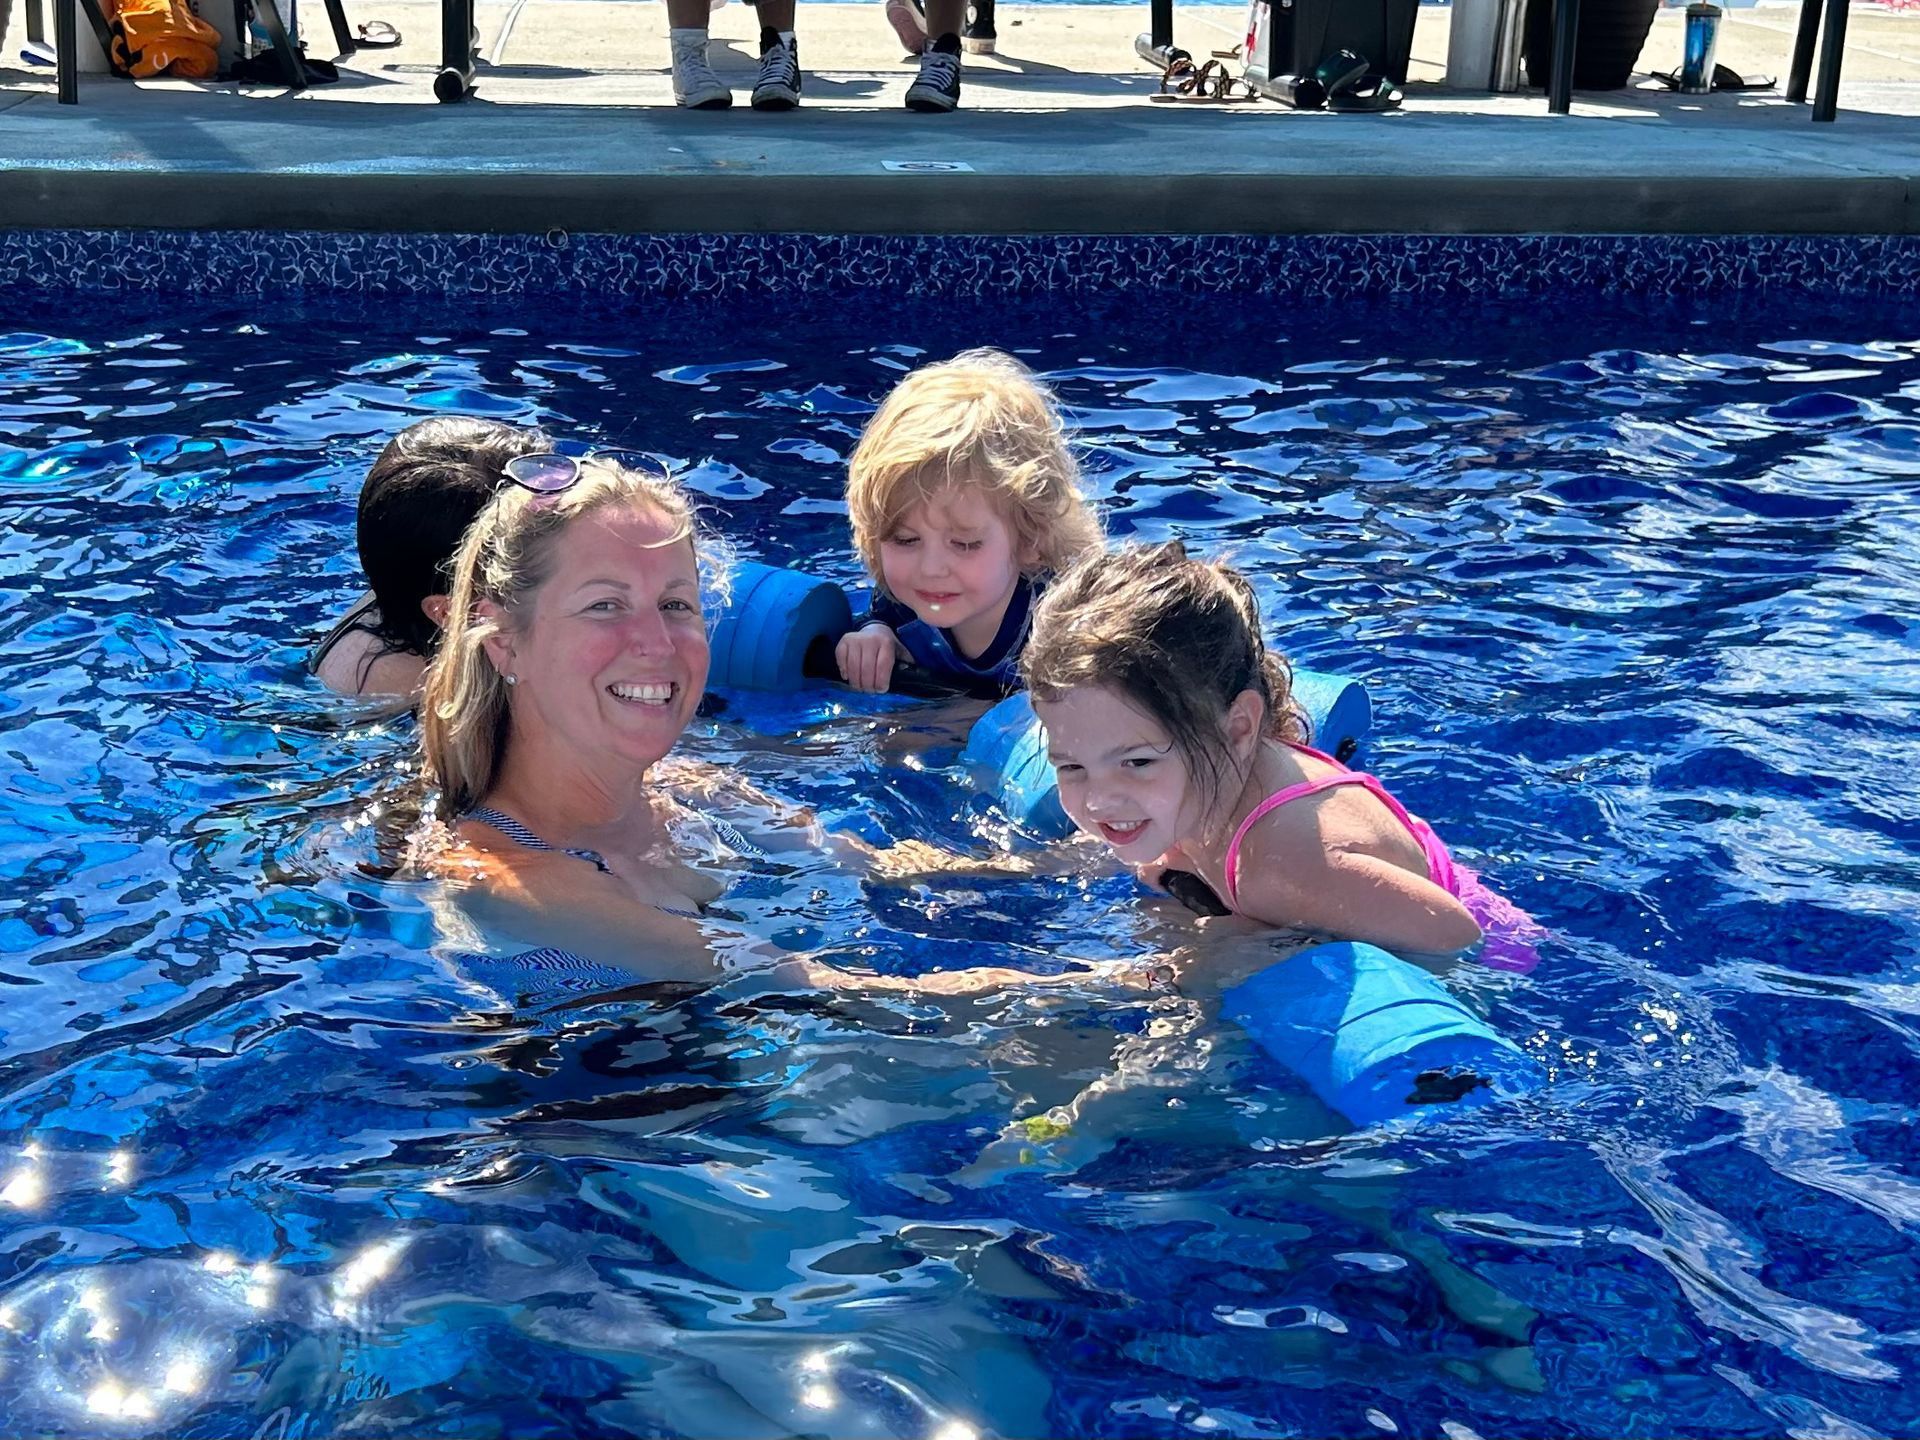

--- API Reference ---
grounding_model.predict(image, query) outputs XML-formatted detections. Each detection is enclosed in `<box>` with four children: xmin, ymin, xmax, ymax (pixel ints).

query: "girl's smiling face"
<box><xmin>483</xmin><ymin>504</ymin><xmax>709</xmax><ymax>773</ymax></box>
<box><xmin>1034</xmin><ymin>683</ymin><xmax>1212</xmax><ymax>862</ymax></box>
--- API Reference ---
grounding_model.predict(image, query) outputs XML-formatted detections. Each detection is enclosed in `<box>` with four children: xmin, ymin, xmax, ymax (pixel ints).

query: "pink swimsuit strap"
<box><xmin>1222</xmin><ymin>743</ymin><xmax>1449</xmax><ymax>910</ymax></box>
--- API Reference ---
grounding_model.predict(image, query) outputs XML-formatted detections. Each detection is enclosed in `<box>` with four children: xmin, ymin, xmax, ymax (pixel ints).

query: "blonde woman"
<box><xmin>418</xmin><ymin>454</ymin><xmax>747</xmax><ymax>978</ymax></box>
<box><xmin>416</xmin><ymin>453</ymin><xmax>1067</xmax><ymax>991</ymax></box>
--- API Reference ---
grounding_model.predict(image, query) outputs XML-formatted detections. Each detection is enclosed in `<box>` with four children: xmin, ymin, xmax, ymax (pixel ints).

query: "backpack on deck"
<box><xmin>107</xmin><ymin>0</ymin><xmax>222</xmax><ymax>79</ymax></box>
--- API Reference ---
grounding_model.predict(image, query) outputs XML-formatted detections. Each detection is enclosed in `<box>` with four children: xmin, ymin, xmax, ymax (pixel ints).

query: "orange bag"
<box><xmin>107</xmin><ymin>0</ymin><xmax>222</xmax><ymax>79</ymax></box>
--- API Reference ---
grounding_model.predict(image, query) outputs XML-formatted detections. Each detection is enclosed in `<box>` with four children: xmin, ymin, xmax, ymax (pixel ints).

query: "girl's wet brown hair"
<box><xmin>1022</xmin><ymin>541</ymin><xmax>1303</xmax><ymax>810</ymax></box>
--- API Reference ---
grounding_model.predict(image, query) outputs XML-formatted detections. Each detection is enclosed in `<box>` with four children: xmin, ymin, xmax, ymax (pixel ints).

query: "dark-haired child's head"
<box><xmin>357</xmin><ymin>417</ymin><xmax>551</xmax><ymax>657</ymax></box>
<box><xmin>1023</xmin><ymin>541</ymin><xmax>1301</xmax><ymax>856</ymax></box>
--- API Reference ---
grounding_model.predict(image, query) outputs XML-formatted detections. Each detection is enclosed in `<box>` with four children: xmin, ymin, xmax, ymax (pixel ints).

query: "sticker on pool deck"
<box><xmin>881</xmin><ymin>160</ymin><xmax>976</xmax><ymax>173</ymax></box>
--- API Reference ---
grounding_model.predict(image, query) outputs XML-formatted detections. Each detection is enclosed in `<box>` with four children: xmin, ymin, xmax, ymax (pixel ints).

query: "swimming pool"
<box><xmin>1</xmin><ymin>257</ymin><xmax>1917</xmax><ymax>1438</ymax></box>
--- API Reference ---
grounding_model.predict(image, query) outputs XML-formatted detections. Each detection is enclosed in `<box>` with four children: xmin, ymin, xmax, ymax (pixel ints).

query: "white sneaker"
<box><xmin>672</xmin><ymin>37</ymin><xmax>733</xmax><ymax>109</ymax></box>
<box><xmin>885</xmin><ymin>0</ymin><xmax>927</xmax><ymax>55</ymax></box>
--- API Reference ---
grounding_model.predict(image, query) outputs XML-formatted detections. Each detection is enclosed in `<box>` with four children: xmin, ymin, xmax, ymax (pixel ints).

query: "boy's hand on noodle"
<box><xmin>836</xmin><ymin>623</ymin><xmax>900</xmax><ymax>693</ymax></box>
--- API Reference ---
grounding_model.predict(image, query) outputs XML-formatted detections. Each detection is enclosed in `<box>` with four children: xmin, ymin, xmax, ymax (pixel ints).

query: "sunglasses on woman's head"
<box><xmin>503</xmin><ymin>449</ymin><xmax>660</xmax><ymax>494</ymax></box>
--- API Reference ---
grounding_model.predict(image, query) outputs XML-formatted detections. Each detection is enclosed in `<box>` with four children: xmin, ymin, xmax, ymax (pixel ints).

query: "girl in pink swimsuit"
<box><xmin>1021</xmin><ymin>541</ymin><xmax>1542</xmax><ymax>969</ymax></box>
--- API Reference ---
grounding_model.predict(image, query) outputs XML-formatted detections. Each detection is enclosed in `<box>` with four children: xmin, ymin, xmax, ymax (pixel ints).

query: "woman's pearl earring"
<box><xmin>503</xmin><ymin>674</ymin><xmax>519</xmax><ymax>687</ymax></box>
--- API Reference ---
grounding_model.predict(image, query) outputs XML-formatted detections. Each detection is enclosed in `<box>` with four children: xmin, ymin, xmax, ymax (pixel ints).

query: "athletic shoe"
<box><xmin>962</xmin><ymin>0</ymin><xmax>995</xmax><ymax>55</ymax></box>
<box><xmin>671</xmin><ymin>38</ymin><xmax>733</xmax><ymax>109</ymax></box>
<box><xmin>752</xmin><ymin>30</ymin><xmax>802</xmax><ymax>110</ymax></box>
<box><xmin>905</xmin><ymin>35</ymin><xmax>962</xmax><ymax>111</ymax></box>
<box><xmin>886</xmin><ymin>0</ymin><xmax>927</xmax><ymax>55</ymax></box>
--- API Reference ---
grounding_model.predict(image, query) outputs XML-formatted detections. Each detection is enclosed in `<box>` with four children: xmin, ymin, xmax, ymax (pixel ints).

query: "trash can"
<box><xmin>1267</xmin><ymin>0</ymin><xmax>1420</xmax><ymax>84</ymax></box>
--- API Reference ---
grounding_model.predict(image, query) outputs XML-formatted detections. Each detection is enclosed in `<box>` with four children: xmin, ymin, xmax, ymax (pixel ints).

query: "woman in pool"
<box><xmin>415</xmin><ymin>452</ymin><xmax>1072</xmax><ymax>988</ymax></box>
<box><xmin>1022</xmin><ymin>541</ymin><xmax>1489</xmax><ymax>960</ymax></box>
<box><xmin>312</xmin><ymin>417</ymin><xmax>549</xmax><ymax>700</ymax></box>
<box><xmin>416</xmin><ymin>454</ymin><xmax>762</xmax><ymax>976</ymax></box>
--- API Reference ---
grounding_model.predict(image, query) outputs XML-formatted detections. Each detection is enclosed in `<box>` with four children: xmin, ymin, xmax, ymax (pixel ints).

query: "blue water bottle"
<box><xmin>1680</xmin><ymin>2</ymin><xmax>1721</xmax><ymax>94</ymax></box>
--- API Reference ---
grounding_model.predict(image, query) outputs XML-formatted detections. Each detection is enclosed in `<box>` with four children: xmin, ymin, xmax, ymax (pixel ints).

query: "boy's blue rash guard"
<box><xmin>861</xmin><ymin>576</ymin><xmax>1040</xmax><ymax>696</ymax></box>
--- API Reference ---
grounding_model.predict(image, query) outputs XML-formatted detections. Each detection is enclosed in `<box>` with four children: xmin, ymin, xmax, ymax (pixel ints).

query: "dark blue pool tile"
<box><xmin>4</xmin><ymin>231</ymin><xmax>1920</xmax><ymax>301</ymax></box>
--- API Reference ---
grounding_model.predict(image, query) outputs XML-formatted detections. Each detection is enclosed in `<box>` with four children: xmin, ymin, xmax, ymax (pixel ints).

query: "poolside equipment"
<box><xmin>960</xmin><ymin>670</ymin><xmax>1374</xmax><ymax>838</ymax></box>
<box><xmin>1139</xmin><ymin>0</ymin><xmax>1416</xmax><ymax>103</ymax></box>
<box><xmin>1222</xmin><ymin>941</ymin><xmax>1540</xmax><ymax>1127</ymax></box>
<box><xmin>707</xmin><ymin>560</ymin><xmax>854</xmax><ymax>692</ymax></box>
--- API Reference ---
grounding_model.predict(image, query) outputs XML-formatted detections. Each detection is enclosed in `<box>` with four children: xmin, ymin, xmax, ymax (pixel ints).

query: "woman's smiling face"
<box><xmin>486</xmin><ymin>503</ymin><xmax>709</xmax><ymax>773</ymax></box>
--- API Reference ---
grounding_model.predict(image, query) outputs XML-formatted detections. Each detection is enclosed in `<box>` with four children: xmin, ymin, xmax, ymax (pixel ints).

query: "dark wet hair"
<box><xmin>357</xmin><ymin>417</ymin><xmax>551</xmax><ymax>658</ymax></box>
<box><xmin>1022</xmin><ymin>540</ymin><xmax>1303</xmax><ymax>809</ymax></box>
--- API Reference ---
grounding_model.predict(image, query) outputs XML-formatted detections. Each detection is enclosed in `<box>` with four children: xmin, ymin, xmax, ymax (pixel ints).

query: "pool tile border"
<box><xmin>4</xmin><ymin>230</ymin><xmax>1919</xmax><ymax>299</ymax></box>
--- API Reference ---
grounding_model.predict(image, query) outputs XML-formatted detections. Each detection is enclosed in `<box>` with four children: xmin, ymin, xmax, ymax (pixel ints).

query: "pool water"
<box><xmin>1</xmin><ymin>284</ymin><xmax>1917</xmax><ymax>1439</ymax></box>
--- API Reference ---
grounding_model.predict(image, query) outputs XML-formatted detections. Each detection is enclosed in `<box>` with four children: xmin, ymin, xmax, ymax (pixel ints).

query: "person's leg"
<box><xmin>667</xmin><ymin>0</ymin><xmax>731</xmax><ymax>108</ymax></box>
<box><xmin>921</xmin><ymin>0</ymin><xmax>960</xmax><ymax>45</ymax></box>
<box><xmin>751</xmin><ymin>0</ymin><xmax>801</xmax><ymax>109</ymax></box>
<box><xmin>906</xmin><ymin>0</ymin><xmax>965</xmax><ymax>111</ymax></box>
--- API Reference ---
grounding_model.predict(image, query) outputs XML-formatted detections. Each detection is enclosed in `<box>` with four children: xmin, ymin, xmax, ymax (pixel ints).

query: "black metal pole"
<box><xmin>1812</xmin><ymin>0</ymin><xmax>1848</xmax><ymax>121</ymax></box>
<box><xmin>437</xmin><ymin>0</ymin><xmax>475</xmax><ymax>101</ymax></box>
<box><xmin>251</xmin><ymin>0</ymin><xmax>308</xmax><ymax>88</ymax></box>
<box><xmin>323</xmin><ymin>0</ymin><xmax>356</xmax><ymax>58</ymax></box>
<box><xmin>1150</xmin><ymin>0</ymin><xmax>1172</xmax><ymax>51</ymax></box>
<box><xmin>55</xmin><ymin>0</ymin><xmax>75</xmax><ymax>104</ymax></box>
<box><xmin>1786</xmin><ymin>0</ymin><xmax>1822</xmax><ymax>102</ymax></box>
<box><xmin>1548</xmin><ymin>0</ymin><xmax>1579</xmax><ymax>114</ymax></box>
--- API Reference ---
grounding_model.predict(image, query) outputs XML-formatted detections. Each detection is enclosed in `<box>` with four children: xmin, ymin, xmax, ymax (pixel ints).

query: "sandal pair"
<box><xmin>1154</xmin><ymin>56</ymin><xmax>1254</xmax><ymax>103</ymax></box>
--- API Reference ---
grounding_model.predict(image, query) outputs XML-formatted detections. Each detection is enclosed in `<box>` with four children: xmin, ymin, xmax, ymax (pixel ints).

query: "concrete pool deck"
<box><xmin>1</xmin><ymin>2</ymin><xmax>1918</xmax><ymax>235</ymax></box>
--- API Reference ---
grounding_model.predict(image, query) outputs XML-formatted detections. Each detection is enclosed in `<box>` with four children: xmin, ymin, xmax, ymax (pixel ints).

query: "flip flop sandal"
<box><xmin>1309</xmin><ymin>48</ymin><xmax>1370</xmax><ymax>98</ymax></box>
<box><xmin>354</xmin><ymin>19</ymin><xmax>402</xmax><ymax>47</ymax></box>
<box><xmin>1152</xmin><ymin>58</ymin><xmax>1256</xmax><ymax>102</ymax></box>
<box><xmin>1157</xmin><ymin>54</ymin><xmax>1202</xmax><ymax>97</ymax></box>
<box><xmin>1328</xmin><ymin>73</ymin><xmax>1402</xmax><ymax>111</ymax></box>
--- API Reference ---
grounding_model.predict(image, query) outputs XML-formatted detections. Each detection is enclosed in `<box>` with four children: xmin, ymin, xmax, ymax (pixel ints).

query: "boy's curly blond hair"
<box><xmin>847</xmin><ymin>349</ymin><xmax>1102</xmax><ymax>592</ymax></box>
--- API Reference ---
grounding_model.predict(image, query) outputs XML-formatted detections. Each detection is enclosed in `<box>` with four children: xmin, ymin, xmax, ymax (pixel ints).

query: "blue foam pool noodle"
<box><xmin>1221</xmin><ymin>942</ymin><xmax>1540</xmax><ymax>1127</ymax></box>
<box><xmin>1288</xmin><ymin>669</ymin><xmax>1373</xmax><ymax>762</ymax></box>
<box><xmin>707</xmin><ymin>561</ymin><xmax>854</xmax><ymax>691</ymax></box>
<box><xmin>960</xmin><ymin>690</ymin><xmax>1069</xmax><ymax>834</ymax></box>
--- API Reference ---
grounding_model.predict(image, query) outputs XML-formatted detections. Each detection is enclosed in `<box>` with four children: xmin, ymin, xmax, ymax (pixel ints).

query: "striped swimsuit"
<box><xmin>464</xmin><ymin>804</ymin><xmax>762</xmax><ymax>919</ymax></box>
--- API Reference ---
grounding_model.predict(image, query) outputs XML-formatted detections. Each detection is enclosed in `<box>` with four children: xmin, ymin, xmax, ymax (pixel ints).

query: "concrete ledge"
<box><xmin>4</xmin><ymin>167</ymin><xmax>1916</xmax><ymax>236</ymax></box>
<box><xmin>3</xmin><ymin>4</ymin><xmax>1919</xmax><ymax>239</ymax></box>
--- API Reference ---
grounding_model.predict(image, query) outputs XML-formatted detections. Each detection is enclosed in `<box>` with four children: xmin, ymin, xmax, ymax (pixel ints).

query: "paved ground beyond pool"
<box><xmin>1</xmin><ymin>2</ymin><xmax>1918</xmax><ymax>235</ymax></box>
